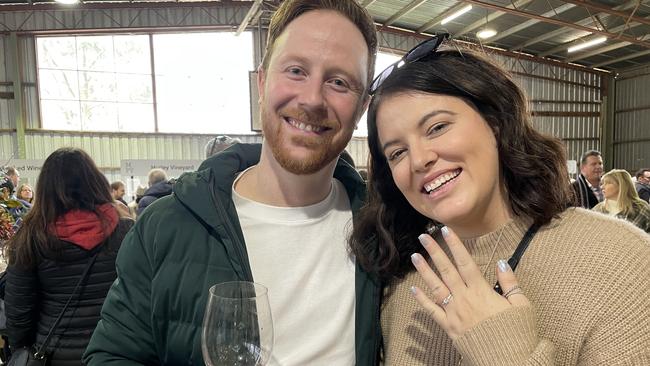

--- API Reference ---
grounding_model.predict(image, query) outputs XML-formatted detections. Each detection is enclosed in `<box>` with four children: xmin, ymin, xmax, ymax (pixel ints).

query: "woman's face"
<box><xmin>20</xmin><ymin>185</ymin><xmax>33</xmax><ymax>199</ymax></box>
<box><xmin>601</xmin><ymin>178</ymin><xmax>619</xmax><ymax>200</ymax></box>
<box><xmin>375</xmin><ymin>93</ymin><xmax>509</xmax><ymax>237</ymax></box>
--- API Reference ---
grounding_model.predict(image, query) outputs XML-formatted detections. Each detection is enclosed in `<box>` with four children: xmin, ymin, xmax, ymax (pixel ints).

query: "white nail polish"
<box><xmin>441</xmin><ymin>226</ymin><xmax>450</xmax><ymax>237</ymax></box>
<box><xmin>497</xmin><ymin>259</ymin><xmax>510</xmax><ymax>273</ymax></box>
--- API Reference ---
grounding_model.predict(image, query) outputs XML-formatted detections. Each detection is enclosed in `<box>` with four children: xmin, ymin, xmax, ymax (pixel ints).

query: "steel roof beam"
<box><xmin>462</xmin><ymin>0</ymin><xmax>650</xmax><ymax>49</ymax></box>
<box><xmin>236</xmin><ymin>0</ymin><xmax>263</xmax><ymax>35</ymax></box>
<box><xmin>383</xmin><ymin>0</ymin><xmax>428</xmax><ymax>28</ymax></box>
<box><xmin>561</xmin><ymin>0</ymin><xmax>650</xmax><ymax>27</ymax></box>
<box><xmin>592</xmin><ymin>49</ymin><xmax>650</xmax><ymax>68</ymax></box>
<box><xmin>417</xmin><ymin>2</ymin><xmax>470</xmax><ymax>33</ymax></box>
<box><xmin>509</xmin><ymin>0</ymin><xmax>640</xmax><ymax>50</ymax></box>
<box><xmin>455</xmin><ymin>0</ymin><xmax>531</xmax><ymax>37</ymax></box>
<box><xmin>487</xmin><ymin>3</ymin><xmax>575</xmax><ymax>43</ymax></box>
<box><xmin>541</xmin><ymin>6</ymin><xmax>650</xmax><ymax>59</ymax></box>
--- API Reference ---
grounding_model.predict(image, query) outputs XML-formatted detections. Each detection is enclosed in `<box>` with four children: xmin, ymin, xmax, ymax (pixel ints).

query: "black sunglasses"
<box><xmin>369</xmin><ymin>33</ymin><xmax>450</xmax><ymax>96</ymax></box>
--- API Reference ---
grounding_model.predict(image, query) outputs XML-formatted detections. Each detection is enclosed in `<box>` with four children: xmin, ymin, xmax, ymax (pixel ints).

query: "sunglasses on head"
<box><xmin>369</xmin><ymin>33</ymin><xmax>450</xmax><ymax>96</ymax></box>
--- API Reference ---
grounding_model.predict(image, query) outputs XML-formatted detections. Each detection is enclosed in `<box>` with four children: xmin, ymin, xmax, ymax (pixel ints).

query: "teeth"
<box><xmin>424</xmin><ymin>170</ymin><xmax>461</xmax><ymax>193</ymax></box>
<box><xmin>288</xmin><ymin>118</ymin><xmax>324</xmax><ymax>133</ymax></box>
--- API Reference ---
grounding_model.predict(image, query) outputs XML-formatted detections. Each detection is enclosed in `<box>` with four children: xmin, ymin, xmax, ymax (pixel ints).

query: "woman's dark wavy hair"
<box><xmin>350</xmin><ymin>45</ymin><xmax>572</xmax><ymax>280</ymax></box>
<box><xmin>5</xmin><ymin>147</ymin><xmax>114</xmax><ymax>267</ymax></box>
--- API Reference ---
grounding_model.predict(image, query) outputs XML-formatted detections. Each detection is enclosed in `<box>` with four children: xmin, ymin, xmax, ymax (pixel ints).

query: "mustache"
<box><xmin>280</xmin><ymin>107</ymin><xmax>335</xmax><ymax>128</ymax></box>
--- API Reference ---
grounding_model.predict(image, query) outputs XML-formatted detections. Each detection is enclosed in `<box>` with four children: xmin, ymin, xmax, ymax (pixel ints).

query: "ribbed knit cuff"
<box><xmin>453</xmin><ymin>305</ymin><xmax>538</xmax><ymax>366</ymax></box>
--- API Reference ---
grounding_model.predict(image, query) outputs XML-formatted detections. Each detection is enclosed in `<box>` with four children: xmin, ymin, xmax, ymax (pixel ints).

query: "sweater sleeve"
<box><xmin>5</xmin><ymin>263</ymin><xmax>39</xmax><ymax>348</ymax></box>
<box><xmin>453</xmin><ymin>305</ymin><xmax>556</xmax><ymax>366</ymax></box>
<box><xmin>83</xmin><ymin>226</ymin><xmax>158</xmax><ymax>365</ymax></box>
<box><xmin>576</xmin><ymin>243</ymin><xmax>650</xmax><ymax>365</ymax></box>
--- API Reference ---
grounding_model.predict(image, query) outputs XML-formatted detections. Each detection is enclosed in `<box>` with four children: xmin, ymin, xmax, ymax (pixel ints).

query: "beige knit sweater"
<box><xmin>381</xmin><ymin>208</ymin><xmax>650</xmax><ymax>365</ymax></box>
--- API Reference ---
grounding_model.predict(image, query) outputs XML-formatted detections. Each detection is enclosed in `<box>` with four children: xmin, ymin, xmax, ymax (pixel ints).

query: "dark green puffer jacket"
<box><xmin>84</xmin><ymin>143</ymin><xmax>382</xmax><ymax>365</ymax></box>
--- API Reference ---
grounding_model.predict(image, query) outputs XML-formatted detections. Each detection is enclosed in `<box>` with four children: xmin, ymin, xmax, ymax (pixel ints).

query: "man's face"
<box><xmin>112</xmin><ymin>186</ymin><xmax>125</xmax><ymax>200</ymax></box>
<box><xmin>257</xmin><ymin>10</ymin><xmax>369</xmax><ymax>175</ymax></box>
<box><xmin>640</xmin><ymin>171</ymin><xmax>650</xmax><ymax>185</ymax></box>
<box><xmin>580</xmin><ymin>155</ymin><xmax>603</xmax><ymax>184</ymax></box>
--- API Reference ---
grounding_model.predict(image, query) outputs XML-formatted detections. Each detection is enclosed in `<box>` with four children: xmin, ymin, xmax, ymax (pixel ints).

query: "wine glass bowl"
<box><xmin>202</xmin><ymin>281</ymin><xmax>273</xmax><ymax>366</ymax></box>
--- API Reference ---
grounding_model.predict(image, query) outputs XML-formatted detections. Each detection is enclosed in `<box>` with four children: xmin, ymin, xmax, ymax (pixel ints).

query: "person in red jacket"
<box><xmin>4</xmin><ymin>147</ymin><xmax>133</xmax><ymax>365</ymax></box>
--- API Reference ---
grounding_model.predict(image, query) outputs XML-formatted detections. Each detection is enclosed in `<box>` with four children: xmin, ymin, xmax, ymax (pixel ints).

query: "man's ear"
<box><xmin>257</xmin><ymin>66</ymin><xmax>266</xmax><ymax>103</ymax></box>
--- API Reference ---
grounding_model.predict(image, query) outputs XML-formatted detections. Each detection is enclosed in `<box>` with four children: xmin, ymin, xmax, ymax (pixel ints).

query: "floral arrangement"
<box><xmin>0</xmin><ymin>207</ymin><xmax>14</xmax><ymax>244</ymax></box>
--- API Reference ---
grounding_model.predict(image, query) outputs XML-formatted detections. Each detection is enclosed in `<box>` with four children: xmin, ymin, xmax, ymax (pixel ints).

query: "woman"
<box><xmin>4</xmin><ymin>147</ymin><xmax>133</xmax><ymax>365</ymax></box>
<box><xmin>16</xmin><ymin>184</ymin><xmax>34</xmax><ymax>208</ymax></box>
<box><xmin>593</xmin><ymin>169</ymin><xmax>650</xmax><ymax>232</ymax></box>
<box><xmin>351</xmin><ymin>35</ymin><xmax>650</xmax><ymax>365</ymax></box>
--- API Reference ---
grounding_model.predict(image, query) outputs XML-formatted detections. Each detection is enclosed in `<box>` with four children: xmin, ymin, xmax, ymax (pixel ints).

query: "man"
<box><xmin>3</xmin><ymin>167</ymin><xmax>19</xmax><ymax>198</ymax></box>
<box><xmin>571</xmin><ymin>150</ymin><xmax>604</xmax><ymax>209</ymax></box>
<box><xmin>84</xmin><ymin>1</ymin><xmax>380</xmax><ymax>365</ymax></box>
<box><xmin>204</xmin><ymin>135</ymin><xmax>242</xmax><ymax>158</ymax></box>
<box><xmin>136</xmin><ymin>168</ymin><xmax>174</xmax><ymax>215</ymax></box>
<box><xmin>110</xmin><ymin>180</ymin><xmax>127</xmax><ymax>205</ymax></box>
<box><xmin>635</xmin><ymin>168</ymin><xmax>650</xmax><ymax>202</ymax></box>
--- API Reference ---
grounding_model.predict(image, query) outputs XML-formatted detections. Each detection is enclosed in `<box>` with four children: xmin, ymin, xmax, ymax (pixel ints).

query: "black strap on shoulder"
<box><xmin>33</xmin><ymin>252</ymin><xmax>99</xmax><ymax>359</ymax></box>
<box><xmin>493</xmin><ymin>223</ymin><xmax>540</xmax><ymax>295</ymax></box>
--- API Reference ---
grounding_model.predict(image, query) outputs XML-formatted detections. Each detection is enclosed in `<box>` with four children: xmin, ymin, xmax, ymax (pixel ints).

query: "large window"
<box><xmin>37</xmin><ymin>32</ymin><xmax>254</xmax><ymax>134</ymax></box>
<box><xmin>153</xmin><ymin>32</ymin><xmax>254</xmax><ymax>134</ymax></box>
<box><xmin>38</xmin><ymin>35</ymin><xmax>154</xmax><ymax>132</ymax></box>
<box><xmin>37</xmin><ymin>33</ymin><xmax>396</xmax><ymax>136</ymax></box>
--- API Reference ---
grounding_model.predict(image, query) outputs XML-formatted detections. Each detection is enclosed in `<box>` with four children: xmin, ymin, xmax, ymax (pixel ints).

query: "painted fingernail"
<box><xmin>497</xmin><ymin>259</ymin><xmax>510</xmax><ymax>273</ymax></box>
<box><xmin>411</xmin><ymin>253</ymin><xmax>422</xmax><ymax>265</ymax></box>
<box><xmin>441</xmin><ymin>226</ymin><xmax>450</xmax><ymax>237</ymax></box>
<box><xmin>410</xmin><ymin>286</ymin><xmax>417</xmax><ymax>295</ymax></box>
<box><xmin>418</xmin><ymin>234</ymin><xmax>428</xmax><ymax>246</ymax></box>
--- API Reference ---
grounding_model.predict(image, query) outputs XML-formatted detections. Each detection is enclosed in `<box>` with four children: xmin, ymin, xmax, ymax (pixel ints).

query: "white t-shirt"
<box><xmin>232</xmin><ymin>175</ymin><xmax>356</xmax><ymax>366</ymax></box>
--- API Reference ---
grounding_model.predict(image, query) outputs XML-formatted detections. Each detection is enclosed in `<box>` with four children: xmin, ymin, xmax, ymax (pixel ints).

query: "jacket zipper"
<box><xmin>208</xmin><ymin>177</ymin><xmax>254</xmax><ymax>282</ymax></box>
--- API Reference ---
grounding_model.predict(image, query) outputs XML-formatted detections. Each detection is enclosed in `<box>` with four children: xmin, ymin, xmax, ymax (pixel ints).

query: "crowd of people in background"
<box><xmin>0</xmin><ymin>0</ymin><xmax>648</xmax><ymax>364</ymax></box>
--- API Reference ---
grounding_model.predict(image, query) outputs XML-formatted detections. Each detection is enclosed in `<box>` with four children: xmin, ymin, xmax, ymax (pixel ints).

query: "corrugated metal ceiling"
<box><xmin>1</xmin><ymin>0</ymin><xmax>649</xmax><ymax>71</ymax></box>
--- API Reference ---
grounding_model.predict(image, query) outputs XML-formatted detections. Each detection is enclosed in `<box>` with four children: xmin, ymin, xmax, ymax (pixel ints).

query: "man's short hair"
<box><xmin>148</xmin><ymin>169</ymin><xmax>168</xmax><ymax>186</ymax></box>
<box><xmin>635</xmin><ymin>168</ymin><xmax>650</xmax><ymax>179</ymax></box>
<box><xmin>5</xmin><ymin>166</ymin><xmax>17</xmax><ymax>177</ymax></box>
<box><xmin>111</xmin><ymin>181</ymin><xmax>125</xmax><ymax>191</ymax></box>
<box><xmin>580</xmin><ymin>150</ymin><xmax>601</xmax><ymax>166</ymax></box>
<box><xmin>260</xmin><ymin>0</ymin><xmax>378</xmax><ymax>89</ymax></box>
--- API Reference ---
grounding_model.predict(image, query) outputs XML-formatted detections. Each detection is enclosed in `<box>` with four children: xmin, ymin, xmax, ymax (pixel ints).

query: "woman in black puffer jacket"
<box><xmin>4</xmin><ymin>147</ymin><xmax>133</xmax><ymax>365</ymax></box>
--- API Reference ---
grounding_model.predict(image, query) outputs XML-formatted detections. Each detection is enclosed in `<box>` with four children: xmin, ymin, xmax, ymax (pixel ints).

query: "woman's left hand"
<box><xmin>410</xmin><ymin>226</ymin><xmax>530</xmax><ymax>341</ymax></box>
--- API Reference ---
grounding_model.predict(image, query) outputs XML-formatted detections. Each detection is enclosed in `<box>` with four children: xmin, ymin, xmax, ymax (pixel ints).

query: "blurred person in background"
<box><xmin>204</xmin><ymin>135</ymin><xmax>242</xmax><ymax>158</ymax></box>
<box><xmin>110</xmin><ymin>181</ymin><xmax>131</xmax><ymax>218</ymax></box>
<box><xmin>136</xmin><ymin>169</ymin><xmax>174</xmax><ymax>216</ymax></box>
<box><xmin>571</xmin><ymin>150</ymin><xmax>604</xmax><ymax>208</ymax></box>
<box><xmin>16</xmin><ymin>184</ymin><xmax>34</xmax><ymax>206</ymax></box>
<box><xmin>634</xmin><ymin>168</ymin><xmax>650</xmax><ymax>202</ymax></box>
<box><xmin>3</xmin><ymin>167</ymin><xmax>19</xmax><ymax>199</ymax></box>
<box><xmin>593</xmin><ymin>169</ymin><xmax>650</xmax><ymax>233</ymax></box>
<box><xmin>110</xmin><ymin>181</ymin><xmax>127</xmax><ymax>206</ymax></box>
<box><xmin>3</xmin><ymin>147</ymin><xmax>133</xmax><ymax>366</ymax></box>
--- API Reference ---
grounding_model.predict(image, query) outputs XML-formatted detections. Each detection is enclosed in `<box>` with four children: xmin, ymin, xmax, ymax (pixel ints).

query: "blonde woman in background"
<box><xmin>16</xmin><ymin>184</ymin><xmax>33</xmax><ymax>205</ymax></box>
<box><xmin>593</xmin><ymin>169</ymin><xmax>650</xmax><ymax>233</ymax></box>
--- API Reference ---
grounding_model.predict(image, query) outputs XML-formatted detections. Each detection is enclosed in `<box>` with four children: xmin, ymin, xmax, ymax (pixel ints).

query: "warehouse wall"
<box><xmin>0</xmin><ymin>3</ymin><xmax>607</xmax><ymax>176</ymax></box>
<box><xmin>612</xmin><ymin>65</ymin><xmax>650</xmax><ymax>173</ymax></box>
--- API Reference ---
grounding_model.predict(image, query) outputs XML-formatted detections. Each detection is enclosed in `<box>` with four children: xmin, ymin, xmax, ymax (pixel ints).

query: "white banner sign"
<box><xmin>120</xmin><ymin>159</ymin><xmax>203</xmax><ymax>179</ymax></box>
<box><xmin>2</xmin><ymin>159</ymin><xmax>46</xmax><ymax>184</ymax></box>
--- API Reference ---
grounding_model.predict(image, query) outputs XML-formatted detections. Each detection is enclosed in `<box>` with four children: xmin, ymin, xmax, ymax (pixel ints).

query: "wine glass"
<box><xmin>201</xmin><ymin>281</ymin><xmax>274</xmax><ymax>366</ymax></box>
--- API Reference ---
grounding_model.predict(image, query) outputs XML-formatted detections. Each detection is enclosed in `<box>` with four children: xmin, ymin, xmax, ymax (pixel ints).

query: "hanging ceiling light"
<box><xmin>55</xmin><ymin>0</ymin><xmax>80</xmax><ymax>4</ymax></box>
<box><xmin>441</xmin><ymin>5</ymin><xmax>472</xmax><ymax>25</ymax></box>
<box><xmin>567</xmin><ymin>37</ymin><xmax>607</xmax><ymax>53</ymax></box>
<box><xmin>477</xmin><ymin>28</ymin><xmax>497</xmax><ymax>39</ymax></box>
